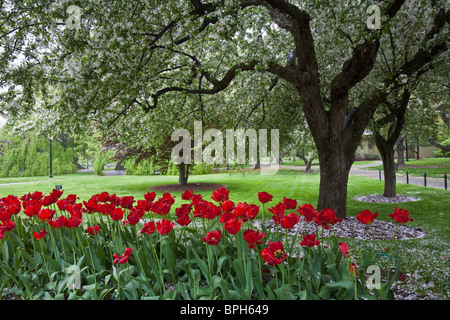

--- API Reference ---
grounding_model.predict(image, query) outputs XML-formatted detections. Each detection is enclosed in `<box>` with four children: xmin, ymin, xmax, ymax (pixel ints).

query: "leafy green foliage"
<box><xmin>0</xmin><ymin>128</ymin><xmax>77</xmax><ymax>177</ymax></box>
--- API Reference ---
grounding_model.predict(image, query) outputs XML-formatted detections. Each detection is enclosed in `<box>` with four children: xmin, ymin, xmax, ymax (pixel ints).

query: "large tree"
<box><xmin>1</xmin><ymin>0</ymin><xmax>448</xmax><ymax>217</ymax></box>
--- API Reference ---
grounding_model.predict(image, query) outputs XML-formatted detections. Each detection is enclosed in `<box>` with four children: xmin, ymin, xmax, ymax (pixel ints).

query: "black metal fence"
<box><xmin>378</xmin><ymin>170</ymin><xmax>448</xmax><ymax>190</ymax></box>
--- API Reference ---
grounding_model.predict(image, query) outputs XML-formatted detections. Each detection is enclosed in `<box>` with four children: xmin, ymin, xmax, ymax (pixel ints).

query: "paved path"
<box><xmin>349</xmin><ymin>161</ymin><xmax>447</xmax><ymax>190</ymax></box>
<box><xmin>76</xmin><ymin>169</ymin><xmax>126</xmax><ymax>176</ymax></box>
<box><xmin>280</xmin><ymin>161</ymin><xmax>448</xmax><ymax>190</ymax></box>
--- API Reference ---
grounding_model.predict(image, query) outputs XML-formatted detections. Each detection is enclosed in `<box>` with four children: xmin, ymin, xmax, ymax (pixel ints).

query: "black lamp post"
<box><xmin>49</xmin><ymin>137</ymin><xmax>53</xmax><ymax>178</ymax></box>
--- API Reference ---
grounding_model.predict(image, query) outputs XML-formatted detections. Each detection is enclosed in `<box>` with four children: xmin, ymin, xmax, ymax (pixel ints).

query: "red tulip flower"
<box><xmin>113</xmin><ymin>247</ymin><xmax>133</xmax><ymax>264</ymax></box>
<box><xmin>141</xmin><ymin>221</ymin><xmax>156</xmax><ymax>235</ymax></box>
<box><xmin>349</xmin><ymin>262</ymin><xmax>358</xmax><ymax>277</ymax></box>
<box><xmin>144</xmin><ymin>191</ymin><xmax>156</xmax><ymax>202</ymax></box>
<box><xmin>243</xmin><ymin>229</ymin><xmax>265</xmax><ymax>249</ymax></box>
<box><xmin>300</xmin><ymin>234</ymin><xmax>320</xmax><ymax>247</ymax></box>
<box><xmin>176</xmin><ymin>213</ymin><xmax>192</xmax><ymax>226</ymax></box>
<box><xmin>313</xmin><ymin>208</ymin><xmax>341</xmax><ymax>229</ymax></box>
<box><xmin>48</xmin><ymin>216</ymin><xmax>66</xmax><ymax>229</ymax></box>
<box><xmin>87</xmin><ymin>225</ymin><xmax>100</xmax><ymax>235</ymax></box>
<box><xmin>33</xmin><ymin>229</ymin><xmax>48</xmax><ymax>241</ymax></box>
<box><xmin>279</xmin><ymin>213</ymin><xmax>300</xmax><ymax>229</ymax></box>
<box><xmin>161</xmin><ymin>193</ymin><xmax>175</xmax><ymax>205</ymax></box>
<box><xmin>37</xmin><ymin>208</ymin><xmax>55</xmax><ymax>222</ymax></box>
<box><xmin>64</xmin><ymin>217</ymin><xmax>83</xmax><ymax>228</ymax></box>
<box><xmin>282</xmin><ymin>197</ymin><xmax>297</xmax><ymax>210</ymax></box>
<box><xmin>211</xmin><ymin>187</ymin><xmax>230</xmax><ymax>203</ymax></box>
<box><xmin>258</xmin><ymin>192</ymin><xmax>273</xmax><ymax>204</ymax></box>
<box><xmin>220</xmin><ymin>200</ymin><xmax>235</xmax><ymax>213</ymax></box>
<box><xmin>156</xmin><ymin>218</ymin><xmax>174</xmax><ymax>235</ymax></box>
<box><xmin>356</xmin><ymin>210</ymin><xmax>378</xmax><ymax>225</ymax></box>
<box><xmin>0</xmin><ymin>220</ymin><xmax>16</xmax><ymax>239</ymax></box>
<box><xmin>338</xmin><ymin>242</ymin><xmax>349</xmax><ymax>257</ymax></box>
<box><xmin>110</xmin><ymin>208</ymin><xmax>124</xmax><ymax>221</ymax></box>
<box><xmin>202</xmin><ymin>230</ymin><xmax>222</xmax><ymax>246</ymax></box>
<box><xmin>119</xmin><ymin>196</ymin><xmax>135</xmax><ymax>210</ymax></box>
<box><xmin>260</xmin><ymin>240</ymin><xmax>287</xmax><ymax>266</ymax></box>
<box><xmin>296</xmin><ymin>203</ymin><xmax>317</xmax><ymax>223</ymax></box>
<box><xmin>223</xmin><ymin>216</ymin><xmax>242</xmax><ymax>235</ymax></box>
<box><xmin>23</xmin><ymin>202</ymin><xmax>42</xmax><ymax>218</ymax></box>
<box><xmin>389</xmin><ymin>207</ymin><xmax>413</xmax><ymax>224</ymax></box>
<box><xmin>181</xmin><ymin>189</ymin><xmax>194</xmax><ymax>201</ymax></box>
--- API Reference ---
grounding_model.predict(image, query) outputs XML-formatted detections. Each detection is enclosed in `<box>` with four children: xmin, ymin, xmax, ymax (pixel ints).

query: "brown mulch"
<box><xmin>148</xmin><ymin>182</ymin><xmax>228</xmax><ymax>192</ymax></box>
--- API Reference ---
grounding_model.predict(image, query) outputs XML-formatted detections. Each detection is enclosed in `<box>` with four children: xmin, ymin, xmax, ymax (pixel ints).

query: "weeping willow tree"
<box><xmin>0</xmin><ymin>126</ymin><xmax>77</xmax><ymax>177</ymax></box>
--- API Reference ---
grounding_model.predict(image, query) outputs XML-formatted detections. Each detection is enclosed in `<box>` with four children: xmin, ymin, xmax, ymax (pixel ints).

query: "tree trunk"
<box><xmin>396</xmin><ymin>135</ymin><xmax>406</xmax><ymax>166</ymax></box>
<box><xmin>315</xmin><ymin>138</ymin><xmax>353</xmax><ymax>219</ymax></box>
<box><xmin>375</xmin><ymin>134</ymin><xmax>397</xmax><ymax>197</ymax></box>
<box><xmin>178</xmin><ymin>163</ymin><xmax>189</xmax><ymax>185</ymax></box>
<box><xmin>304</xmin><ymin>160</ymin><xmax>312</xmax><ymax>173</ymax></box>
<box><xmin>253</xmin><ymin>157</ymin><xmax>261</xmax><ymax>170</ymax></box>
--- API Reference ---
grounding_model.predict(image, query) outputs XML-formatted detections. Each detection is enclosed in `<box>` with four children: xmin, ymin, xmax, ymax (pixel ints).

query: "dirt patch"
<box><xmin>148</xmin><ymin>182</ymin><xmax>228</xmax><ymax>192</ymax></box>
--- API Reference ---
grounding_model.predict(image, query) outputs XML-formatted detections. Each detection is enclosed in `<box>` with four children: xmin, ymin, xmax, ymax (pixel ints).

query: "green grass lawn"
<box><xmin>364</xmin><ymin>157</ymin><xmax>450</xmax><ymax>178</ymax></box>
<box><xmin>0</xmin><ymin>169</ymin><xmax>448</xmax><ymax>299</ymax></box>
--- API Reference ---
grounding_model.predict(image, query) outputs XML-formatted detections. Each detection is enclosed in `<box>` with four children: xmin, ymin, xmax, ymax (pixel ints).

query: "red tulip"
<box><xmin>95</xmin><ymin>192</ymin><xmax>110</xmax><ymax>203</ymax></box>
<box><xmin>152</xmin><ymin>199</ymin><xmax>171</xmax><ymax>215</ymax></box>
<box><xmin>279</xmin><ymin>213</ymin><xmax>300</xmax><ymax>229</ymax></box>
<box><xmin>0</xmin><ymin>207</ymin><xmax>11</xmax><ymax>221</ymax></box>
<box><xmin>64</xmin><ymin>217</ymin><xmax>83</xmax><ymax>228</ymax></box>
<box><xmin>356</xmin><ymin>210</ymin><xmax>378</xmax><ymax>225</ymax></box>
<box><xmin>119</xmin><ymin>196</ymin><xmax>135</xmax><ymax>209</ymax></box>
<box><xmin>313</xmin><ymin>208</ymin><xmax>341</xmax><ymax>229</ymax></box>
<box><xmin>243</xmin><ymin>229</ymin><xmax>265</xmax><ymax>249</ymax></box>
<box><xmin>33</xmin><ymin>229</ymin><xmax>48</xmax><ymax>240</ymax></box>
<box><xmin>156</xmin><ymin>218</ymin><xmax>174</xmax><ymax>235</ymax></box>
<box><xmin>161</xmin><ymin>193</ymin><xmax>175</xmax><ymax>205</ymax></box>
<box><xmin>258</xmin><ymin>192</ymin><xmax>273</xmax><ymax>204</ymax></box>
<box><xmin>144</xmin><ymin>191</ymin><xmax>156</xmax><ymax>202</ymax></box>
<box><xmin>113</xmin><ymin>247</ymin><xmax>133</xmax><ymax>264</ymax></box>
<box><xmin>48</xmin><ymin>216</ymin><xmax>66</xmax><ymax>229</ymax></box>
<box><xmin>349</xmin><ymin>263</ymin><xmax>358</xmax><ymax>277</ymax></box>
<box><xmin>175</xmin><ymin>213</ymin><xmax>192</xmax><ymax>226</ymax></box>
<box><xmin>282</xmin><ymin>197</ymin><xmax>297</xmax><ymax>210</ymax></box>
<box><xmin>211</xmin><ymin>187</ymin><xmax>230</xmax><ymax>203</ymax></box>
<box><xmin>300</xmin><ymin>234</ymin><xmax>320</xmax><ymax>247</ymax></box>
<box><xmin>181</xmin><ymin>189</ymin><xmax>194</xmax><ymax>201</ymax></box>
<box><xmin>109</xmin><ymin>208</ymin><xmax>124</xmax><ymax>221</ymax></box>
<box><xmin>219</xmin><ymin>211</ymin><xmax>234</xmax><ymax>224</ymax></box>
<box><xmin>223</xmin><ymin>216</ymin><xmax>242</xmax><ymax>235</ymax></box>
<box><xmin>0</xmin><ymin>220</ymin><xmax>16</xmax><ymax>239</ymax></box>
<box><xmin>204</xmin><ymin>202</ymin><xmax>221</xmax><ymax>220</ymax></box>
<box><xmin>296</xmin><ymin>203</ymin><xmax>317</xmax><ymax>223</ymax></box>
<box><xmin>125</xmin><ymin>211</ymin><xmax>141</xmax><ymax>225</ymax></box>
<box><xmin>87</xmin><ymin>225</ymin><xmax>100</xmax><ymax>235</ymax></box>
<box><xmin>202</xmin><ymin>230</ymin><xmax>222</xmax><ymax>246</ymax></box>
<box><xmin>260</xmin><ymin>241</ymin><xmax>287</xmax><ymax>266</ymax></box>
<box><xmin>140</xmin><ymin>221</ymin><xmax>156</xmax><ymax>234</ymax></box>
<box><xmin>220</xmin><ymin>200</ymin><xmax>235</xmax><ymax>213</ymax></box>
<box><xmin>338</xmin><ymin>242</ymin><xmax>349</xmax><ymax>257</ymax></box>
<box><xmin>389</xmin><ymin>207</ymin><xmax>413</xmax><ymax>224</ymax></box>
<box><xmin>37</xmin><ymin>208</ymin><xmax>55</xmax><ymax>222</ymax></box>
<box><xmin>23</xmin><ymin>201</ymin><xmax>42</xmax><ymax>218</ymax></box>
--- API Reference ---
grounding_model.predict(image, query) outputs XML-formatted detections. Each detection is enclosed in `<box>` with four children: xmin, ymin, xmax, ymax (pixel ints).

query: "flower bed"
<box><xmin>0</xmin><ymin>187</ymin><xmax>413</xmax><ymax>300</ymax></box>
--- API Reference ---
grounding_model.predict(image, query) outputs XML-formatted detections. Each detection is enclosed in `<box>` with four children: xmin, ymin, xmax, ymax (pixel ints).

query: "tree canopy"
<box><xmin>1</xmin><ymin>0</ymin><xmax>448</xmax><ymax>217</ymax></box>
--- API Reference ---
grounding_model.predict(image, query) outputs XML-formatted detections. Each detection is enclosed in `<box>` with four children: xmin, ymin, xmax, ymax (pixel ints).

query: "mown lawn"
<box><xmin>0</xmin><ymin>169</ymin><xmax>448</xmax><ymax>299</ymax></box>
